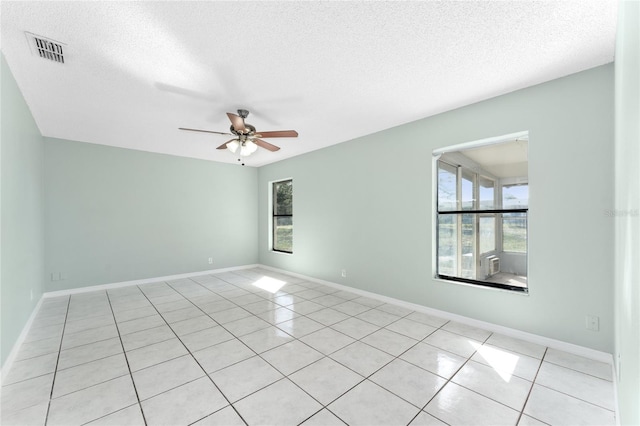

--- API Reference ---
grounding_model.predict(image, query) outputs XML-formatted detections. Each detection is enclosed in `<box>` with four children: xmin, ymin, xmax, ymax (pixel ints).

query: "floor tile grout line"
<box><xmin>182</xmin><ymin>272</ymin><xmax>462</xmax><ymax>416</ymax></box>
<box><xmin>170</xmin><ymin>275</ymin><xmax>375</xmax><ymax>420</ymax></box>
<box><xmin>531</xmin><ymin>382</ymin><xmax>617</xmax><ymax>413</ymax></box>
<box><xmin>137</xmin><ymin>283</ymin><xmax>251</xmax><ymax>426</ymax></box>
<box><xmin>43</xmin><ymin>295</ymin><xmax>71</xmax><ymax>426</ymax></box>
<box><xmin>50</xmin><ymin>339</ymin><xmax>124</xmax><ymax>373</ymax></box>
<box><xmin>23</xmin><ymin>269</ymin><xmax>616</xmax><ymax>426</ymax></box>
<box><xmin>36</xmin><ymin>278</ymin><xmax>449</xmax><ymax>381</ymax></box>
<box><xmin>77</xmin><ymin>402</ymin><xmax>141</xmax><ymax>426</ymax></box>
<box><xmin>515</xmin><ymin>346</ymin><xmax>547</xmax><ymax>426</ymax></box>
<box><xmin>536</xmin><ymin>349</ymin><xmax>616</xmax><ymax>412</ymax></box>
<box><xmin>10</xmin><ymin>284</ymin><xmax>437</xmax><ymax>423</ymax></box>
<box><xmin>336</xmin><ymin>323</ymin><xmax>452</xmax><ymax>421</ymax></box>
<box><xmin>185</xmin><ymin>405</ymin><xmax>247</xmax><ymax>426</ymax></box>
<box><xmin>196</xmin><ymin>270</ymin><xmax>462</xmax><ymax>420</ymax></box>
<box><xmin>442</xmin><ymin>373</ymin><xmax>532</xmax><ymax>416</ymax></box>
<box><xmin>119</xmin><ymin>325</ymin><xmax>177</xmax><ymax>351</ymax></box>
<box><xmin>265</xmin><ymin>301</ymin><xmax>450</xmax><ymax>419</ymax></box>
<box><xmin>540</xmin><ymin>359</ymin><xmax>615</xmax><ymax>382</ymax></box>
<box><xmin>105</xmin><ymin>289</ymin><xmax>149</xmax><ymax>426</ymax></box>
<box><xmin>480</xmin><ymin>345</ymin><xmax>545</xmax><ymax>363</ymax></box>
<box><xmin>8</xmin><ymin>349</ymin><xmax>62</xmax><ymax>368</ymax></box>
<box><xmin>23</xmin><ymin>320</ymin><xmax>67</xmax><ymax>332</ymax></box>
<box><xmin>48</xmin><ymin>371</ymin><xmax>132</xmax><ymax>401</ymax></box>
<box><xmin>56</xmin><ymin>334</ymin><xmax>119</xmax><ymax>353</ymax></box>
<box><xmin>408</xmin><ymin>330</ymin><xmax>494</xmax><ymax>425</ymax></box>
<box><xmin>317</xmin><ymin>407</ymin><xmax>351</xmax><ymax>426</ymax></box>
<box><xmin>17</xmin><ymin>329</ymin><xmax>65</xmax><ymax>346</ymax></box>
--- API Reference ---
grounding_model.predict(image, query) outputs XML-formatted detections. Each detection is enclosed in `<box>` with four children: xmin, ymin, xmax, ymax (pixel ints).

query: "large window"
<box><xmin>272</xmin><ymin>179</ymin><xmax>293</xmax><ymax>253</ymax></box>
<box><xmin>435</xmin><ymin>137</ymin><xmax>528</xmax><ymax>292</ymax></box>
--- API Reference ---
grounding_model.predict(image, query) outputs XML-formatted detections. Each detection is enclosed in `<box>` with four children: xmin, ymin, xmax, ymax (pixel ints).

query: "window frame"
<box><xmin>433</xmin><ymin>132</ymin><xmax>529</xmax><ymax>294</ymax></box>
<box><xmin>271</xmin><ymin>179</ymin><xmax>293</xmax><ymax>254</ymax></box>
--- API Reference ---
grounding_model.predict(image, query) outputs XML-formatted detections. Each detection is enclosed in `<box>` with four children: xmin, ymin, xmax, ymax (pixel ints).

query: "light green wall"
<box><xmin>1</xmin><ymin>54</ymin><xmax>45</xmax><ymax>366</ymax></box>
<box><xmin>614</xmin><ymin>1</ymin><xmax>640</xmax><ymax>424</ymax></box>
<box><xmin>44</xmin><ymin>138</ymin><xmax>258</xmax><ymax>291</ymax></box>
<box><xmin>258</xmin><ymin>64</ymin><xmax>615</xmax><ymax>352</ymax></box>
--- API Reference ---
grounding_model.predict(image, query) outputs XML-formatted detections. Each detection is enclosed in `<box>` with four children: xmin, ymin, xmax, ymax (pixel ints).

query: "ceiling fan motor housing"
<box><xmin>230</xmin><ymin>123</ymin><xmax>256</xmax><ymax>136</ymax></box>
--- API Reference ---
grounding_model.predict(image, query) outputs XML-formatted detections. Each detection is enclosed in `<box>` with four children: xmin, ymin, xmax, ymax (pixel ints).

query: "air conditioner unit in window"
<box><xmin>489</xmin><ymin>257</ymin><xmax>500</xmax><ymax>276</ymax></box>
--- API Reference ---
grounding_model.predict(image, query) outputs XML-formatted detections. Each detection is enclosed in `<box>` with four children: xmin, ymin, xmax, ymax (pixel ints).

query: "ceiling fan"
<box><xmin>179</xmin><ymin>109</ymin><xmax>298</xmax><ymax>157</ymax></box>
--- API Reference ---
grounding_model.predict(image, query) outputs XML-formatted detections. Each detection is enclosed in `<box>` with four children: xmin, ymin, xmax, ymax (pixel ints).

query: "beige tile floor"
<box><xmin>1</xmin><ymin>268</ymin><xmax>616</xmax><ymax>425</ymax></box>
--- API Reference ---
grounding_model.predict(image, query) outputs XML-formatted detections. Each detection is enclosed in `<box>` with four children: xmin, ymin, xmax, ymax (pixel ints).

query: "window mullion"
<box><xmin>456</xmin><ymin>166</ymin><xmax>462</xmax><ymax>276</ymax></box>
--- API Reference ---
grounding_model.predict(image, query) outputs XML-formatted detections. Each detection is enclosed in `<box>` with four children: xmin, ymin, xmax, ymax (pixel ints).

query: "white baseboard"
<box><xmin>4</xmin><ymin>263</ymin><xmax>614</xmax><ymax>387</ymax></box>
<box><xmin>42</xmin><ymin>264</ymin><xmax>260</xmax><ymax>298</ymax></box>
<box><xmin>612</xmin><ymin>362</ymin><xmax>621</xmax><ymax>426</ymax></box>
<box><xmin>1</xmin><ymin>297</ymin><xmax>44</xmax><ymax>383</ymax></box>
<box><xmin>258</xmin><ymin>264</ymin><xmax>615</xmax><ymax>365</ymax></box>
<box><xmin>1</xmin><ymin>264</ymin><xmax>258</xmax><ymax>380</ymax></box>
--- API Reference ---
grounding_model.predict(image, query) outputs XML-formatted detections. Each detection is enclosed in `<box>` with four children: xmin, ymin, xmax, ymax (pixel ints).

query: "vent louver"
<box><xmin>25</xmin><ymin>32</ymin><xmax>65</xmax><ymax>63</ymax></box>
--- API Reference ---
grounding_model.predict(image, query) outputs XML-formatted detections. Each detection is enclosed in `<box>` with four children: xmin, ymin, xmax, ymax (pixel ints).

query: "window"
<box><xmin>272</xmin><ymin>179</ymin><xmax>293</xmax><ymax>253</ymax></box>
<box><xmin>435</xmin><ymin>136</ymin><xmax>528</xmax><ymax>292</ymax></box>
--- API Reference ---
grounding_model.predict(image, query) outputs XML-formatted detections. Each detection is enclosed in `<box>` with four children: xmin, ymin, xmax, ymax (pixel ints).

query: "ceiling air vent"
<box><xmin>25</xmin><ymin>32</ymin><xmax>66</xmax><ymax>64</ymax></box>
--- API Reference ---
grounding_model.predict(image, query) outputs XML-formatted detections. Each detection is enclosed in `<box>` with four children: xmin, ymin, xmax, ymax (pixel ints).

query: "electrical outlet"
<box><xmin>208</xmin><ymin>257</ymin><xmax>213</xmax><ymax>265</ymax></box>
<box><xmin>341</xmin><ymin>269</ymin><xmax>347</xmax><ymax>278</ymax></box>
<box><xmin>586</xmin><ymin>315</ymin><xmax>600</xmax><ymax>331</ymax></box>
<box><xmin>50</xmin><ymin>272</ymin><xmax>59</xmax><ymax>282</ymax></box>
<box><xmin>30</xmin><ymin>289</ymin><xmax>34</xmax><ymax>301</ymax></box>
<box><xmin>60</xmin><ymin>272</ymin><xmax>67</xmax><ymax>280</ymax></box>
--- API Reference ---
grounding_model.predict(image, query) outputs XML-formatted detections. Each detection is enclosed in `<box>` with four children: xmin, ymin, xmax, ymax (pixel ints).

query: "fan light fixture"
<box><xmin>226</xmin><ymin>140</ymin><xmax>240</xmax><ymax>154</ymax></box>
<box><xmin>229</xmin><ymin>139</ymin><xmax>258</xmax><ymax>156</ymax></box>
<box><xmin>240</xmin><ymin>140</ymin><xmax>258</xmax><ymax>156</ymax></box>
<box><xmin>226</xmin><ymin>139</ymin><xmax>258</xmax><ymax>156</ymax></box>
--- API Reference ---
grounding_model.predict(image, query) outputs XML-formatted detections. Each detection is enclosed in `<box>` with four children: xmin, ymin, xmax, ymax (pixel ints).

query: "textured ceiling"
<box><xmin>1</xmin><ymin>1</ymin><xmax>618</xmax><ymax>167</ymax></box>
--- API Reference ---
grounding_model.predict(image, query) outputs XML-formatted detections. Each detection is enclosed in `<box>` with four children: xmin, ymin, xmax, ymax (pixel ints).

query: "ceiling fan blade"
<box><xmin>179</xmin><ymin>127</ymin><xmax>232</xmax><ymax>136</ymax></box>
<box><xmin>226</xmin><ymin>113</ymin><xmax>246</xmax><ymax>132</ymax></box>
<box><xmin>254</xmin><ymin>138</ymin><xmax>280</xmax><ymax>152</ymax></box>
<box><xmin>216</xmin><ymin>139</ymin><xmax>237</xmax><ymax>150</ymax></box>
<box><xmin>255</xmin><ymin>130</ymin><xmax>298</xmax><ymax>138</ymax></box>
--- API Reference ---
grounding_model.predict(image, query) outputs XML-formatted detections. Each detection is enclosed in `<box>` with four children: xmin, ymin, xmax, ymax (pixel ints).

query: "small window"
<box><xmin>272</xmin><ymin>179</ymin><xmax>293</xmax><ymax>253</ymax></box>
<box><xmin>434</xmin><ymin>135</ymin><xmax>528</xmax><ymax>292</ymax></box>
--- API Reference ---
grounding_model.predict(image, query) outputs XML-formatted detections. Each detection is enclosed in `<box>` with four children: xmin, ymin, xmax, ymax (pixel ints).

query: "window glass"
<box><xmin>274</xmin><ymin>216</ymin><xmax>293</xmax><ymax>253</ymax></box>
<box><xmin>461</xmin><ymin>169</ymin><xmax>474</xmax><ymax>210</ymax></box>
<box><xmin>438</xmin><ymin>162</ymin><xmax>457</xmax><ymax>211</ymax></box>
<box><xmin>437</xmin><ymin>214</ymin><xmax>457</xmax><ymax>276</ymax></box>
<box><xmin>479</xmin><ymin>177</ymin><xmax>495</xmax><ymax>209</ymax></box>
<box><xmin>502</xmin><ymin>213</ymin><xmax>527</xmax><ymax>253</ymax></box>
<box><xmin>272</xmin><ymin>180</ymin><xmax>293</xmax><ymax>253</ymax></box>
<box><xmin>502</xmin><ymin>184</ymin><xmax>528</xmax><ymax>209</ymax></box>
<box><xmin>479</xmin><ymin>216</ymin><xmax>496</xmax><ymax>254</ymax></box>
<box><xmin>274</xmin><ymin>180</ymin><xmax>292</xmax><ymax>215</ymax></box>
<box><xmin>461</xmin><ymin>213</ymin><xmax>475</xmax><ymax>278</ymax></box>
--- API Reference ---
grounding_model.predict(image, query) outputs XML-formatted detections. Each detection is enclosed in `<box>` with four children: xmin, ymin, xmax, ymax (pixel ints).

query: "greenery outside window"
<box><xmin>273</xmin><ymin>179</ymin><xmax>293</xmax><ymax>253</ymax></box>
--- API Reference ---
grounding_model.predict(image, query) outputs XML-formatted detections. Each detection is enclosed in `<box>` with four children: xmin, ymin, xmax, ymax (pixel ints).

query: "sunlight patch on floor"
<box><xmin>471</xmin><ymin>341</ymin><xmax>519</xmax><ymax>382</ymax></box>
<box><xmin>252</xmin><ymin>276</ymin><xmax>287</xmax><ymax>293</ymax></box>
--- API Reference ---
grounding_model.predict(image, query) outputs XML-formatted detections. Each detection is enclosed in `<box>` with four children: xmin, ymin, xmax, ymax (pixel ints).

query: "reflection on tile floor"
<box><xmin>1</xmin><ymin>268</ymin><xmax>616</xmax><ymax>425</ymax></box>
